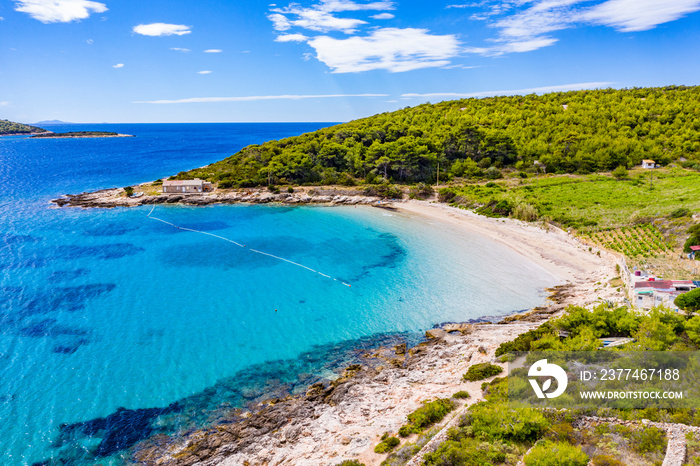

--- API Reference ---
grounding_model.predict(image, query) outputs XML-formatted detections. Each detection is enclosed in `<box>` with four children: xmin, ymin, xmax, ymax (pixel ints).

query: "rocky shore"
<box><xmin>51</xmin><ymin>186</ymin><xmax>387</xmax><ymax>208</ymax></box>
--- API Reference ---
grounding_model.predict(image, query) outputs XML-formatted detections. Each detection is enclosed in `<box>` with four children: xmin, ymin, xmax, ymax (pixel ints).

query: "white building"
<box><xmin>162</xmin><ymin>179</ymin><xmax>213</xmax><ymax>194</ymax></box>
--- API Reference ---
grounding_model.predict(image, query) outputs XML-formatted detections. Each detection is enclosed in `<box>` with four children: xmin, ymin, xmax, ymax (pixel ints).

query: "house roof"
<box><xmin>642</xmin><ymin>159</ymin><xmax>655</xmax><ymax>164</ymax></box>
<box><xmin>690</xmin><ymin>245</ymin><xmax>700</xmax><ymax>251</ymax></box>
<box><xmin>163</xmin><ymin>179</ymin><xmax>204</xmax><ymax>187</ymax></box>
<box><xmin>672</xmin><ymin>280</ymin><xmax>695</xmax><ymax>285</ymax></box>
<box><xmin>634</xmin><ymin>280</ymin><xmax>674</xmax><ymax>290</ymax></box>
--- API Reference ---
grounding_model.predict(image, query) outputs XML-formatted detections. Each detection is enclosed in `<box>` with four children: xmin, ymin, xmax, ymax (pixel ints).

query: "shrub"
<box><xmin>485</xmin><ymin>167</ymin><xmax>503</xmax><ymax>179</ymax></box>
<box><xmin>374</xmin><ymin>436</ymin><xmax>400</xmax><ymax>453</ymax></box>
<box><xmin>123</xmin><ymin>186</ymin><xmax>134</xmax><ymax>197</ymax></box>
<box><xmin>423</xmin><ymin>436</ymin><xmax>508</xmax><ymax>466</ymax></box>
<box><xmin>669</xmin><ymin>207</ymin><xmax>691</xmax><ymax>218</ymax></box>
<box><xmin>334</xmin><ymin>461</ymin><xmax>365</xmax><ymax>466</ymax></box>
<box><xmin>452</xmin><ymin>390</ymin><xmax>470</xmax><ymax>399</ymax></box>
<box><xmin>438</xmin><ymin>187</ymin><xmax>456</xmax><ymax>202</ymax></box>
<box><xmin>523</xmin><ymin>441</ymin><xmax>589</xmax><ymax>466</ymax></box>
<box><xmin>153</xmin><ymin>179</ymin><xmax>163</xmax><ymax>185</ymax></box>
<box><xmin>466</xmin><ymin>402</ymin><xmax>549</xmax><ymax>442</ymax></box>
<box><xmin>512</xmin><ymin>201</ymin><xmax>539</xmax><ymax>222</ymax></box>
<box><xmin>409</xmin><ymin>182</ymin><xmax>435</xmax><ymax>199</ymax></box>
<box><xmin>218</xmin><ymin>180</ymin><xmax>233</xmax><ymax>189</ymax></box>
<box><xmin>287</xmin><ymin>187</ymin><xmax>294</xmax><ymax>193</ymax></box>
<box><xmin>683</xmin><ymin>224</ymin><xmax>700</xmax><ymax>253</ymax></box>
<box><xmin>398</xmin><ymin>425</ymin><xmax>414</xmax><ymax>437</ymax></box>
<box><xmin>496</xmin><ymin>324</ymin><xmax>556</xmax><ymax>356</ymax></box>
<box><xmin>463</xmin><ymin>363</ymin><xmax>503</xmax><ymax>381</ymax></box>
<box><xmin>591</xmin><ymin>454</ymin><xmax>625</xmax><ymax>466</ymax></box>
<box><xmin>405</xmin><ymin>399</ymin><xmax>455</xmax><ymax>432</ymax></box>
<box><xmin>675</xmin><ymin>288</ymin><xmax>700</xmax><ymax>315</ymax></box>
<box><xmin>629</xmin><ymin>426</ymin><xmax>666</xmax><ymax>454</ymax></box>
<box><xmin>338</xmin><ymin>173</ymin><xmax>357</xmax><ymax>186</ymax></box>
<box><xmin>611</xmin><ymin>165</ymin><xmax>628</xmax><ymax>179</ymax></box>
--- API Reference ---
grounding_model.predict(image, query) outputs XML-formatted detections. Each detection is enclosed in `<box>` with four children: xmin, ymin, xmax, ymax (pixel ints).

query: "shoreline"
<box><xmin>119</xmin><ymin>197</ymin><xmax>621</xmax><ymax>465</ymax></box>
<box><xmin>30</xmin><ymin>133</ymin><xmax>134</xmax><ymax>139</ymax></box>
<box><xmin>49</xmin><ymin>184</ymin><xmax>624</xmax><ymax>465</ymax></box>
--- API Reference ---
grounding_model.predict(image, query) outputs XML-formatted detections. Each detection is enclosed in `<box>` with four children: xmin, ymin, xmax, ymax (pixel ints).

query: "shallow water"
<box><xmin>0</xmin><ymin>124</ymin><xmax>557</xmax><ymax>465</ymax></box>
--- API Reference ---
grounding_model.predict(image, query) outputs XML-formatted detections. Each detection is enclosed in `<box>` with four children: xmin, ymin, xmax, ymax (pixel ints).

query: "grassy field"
<box><xmin>448</xmin><ymin>167</ymin><xmax>700</xmax><ymax>231</ymax></box>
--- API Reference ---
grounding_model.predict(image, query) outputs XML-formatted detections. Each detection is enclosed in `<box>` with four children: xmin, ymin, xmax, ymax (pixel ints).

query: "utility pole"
<box><xmin>436</xmin><ymin>161</ymin><xmax>439</xmax><ymax>187</ymax></box>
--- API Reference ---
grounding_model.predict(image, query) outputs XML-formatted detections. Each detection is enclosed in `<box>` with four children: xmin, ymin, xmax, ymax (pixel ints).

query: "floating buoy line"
<box><xmin>146</xmin><ymin>205</ymin><xmax>352</xmax><ymax>287</ymax></box>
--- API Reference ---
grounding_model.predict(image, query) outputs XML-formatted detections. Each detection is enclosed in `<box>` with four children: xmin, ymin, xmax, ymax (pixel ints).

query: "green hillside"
<box><xmin>177</xmin><ymin>86</ymin><xmax>700</xmax><ymax>188</ymax></box>
<box><xmin>0</xmin><ymin>119</ymin><xmax>46</xmax><ymax>135</ymax></box>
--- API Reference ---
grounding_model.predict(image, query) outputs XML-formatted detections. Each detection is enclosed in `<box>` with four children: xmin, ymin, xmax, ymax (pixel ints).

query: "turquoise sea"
<box><xmin>0</xmin><ymin>123</ymin><xmax>558</xmax><ymax>465</ymax></box>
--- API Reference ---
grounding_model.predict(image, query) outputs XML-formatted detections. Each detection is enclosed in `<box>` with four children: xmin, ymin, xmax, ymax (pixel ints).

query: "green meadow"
<box><xmin>444</xmin><ymin>168</ymin><xmax>700</xmax><ymax>231</ymax></box>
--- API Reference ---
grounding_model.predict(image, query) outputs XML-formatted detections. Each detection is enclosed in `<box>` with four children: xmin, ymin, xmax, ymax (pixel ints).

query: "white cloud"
<box><xmin>464</xmin><ymin>0</ymin><xmax>700</xmax><ymax>56</ymax></box>
<box><xmin>401</xmin><ymin>82</ymin><xmax>614</xmax><ymax>99</ymax></box>
<box><xmin>14</xmin><ymin>0</ymin><xmax>107</xmax><ymax>23</ymax></box>
<box><xmin>203</xmin><ymin>49</ymin><xmax>222</xmax><ymax>53</ymax></box>
<box><xmin>170</xmin><ymin>47</ymin><xmax>191</xmax><ymax>52</ymax></box>
<box><xmin>371</xmin><ymin>12</ymin><xmax>394</xmax><ymax>19</ymax></box>
<box><xmin>321</xmin><ymin>0</ymin><xmax>394</xmax><ymax>12</ymax></box>
<box><xmin>112</xmin><ymin>63</ymin><xmax>124</xmax><ymax>68</ymax></box>
<box><xmin>86</xmin><ymin>38</ymin><xmax>93</xmax><ymax>44</ymax></box>
<box><xmin>134</xmin><ymin>93</ymin><xmax>389</xmax><ymax>104</ymax></box>
<box><xmin>269</xmin><ymin>9</ymin><xmax>367</xmax><ymax>33</ymax></box>
<box><xmin>307</xmin><ymin>27</ymin><xmax>460</xmax><ymax>73</ymax></box>
<box><xmin>583</xmin><ymin>0</ymin><xmax>700</xmax><ymax>32</ymax></box>
<box><xmin>275</xmin><ymin>33</ymin><xmax>309</xmax><ymax>42</ymax></box>
<box><xmin>0</xmin><ymin>101</ymin><xmax>10</xmax><ymax>106</ymax></box>
<box><xmin>269</xmin><ymin>0</ymin><xmax>394</xmax><ymax>34</ymax></box>
<box><xmin>197</xmin><ymin>70</ymin><xmax>212</xmax><ymax>74</ymax></box>
<box><xmin>133</xmin><ymin>23</ymin><xmax>191</xmax><ymax>37</ymax></box>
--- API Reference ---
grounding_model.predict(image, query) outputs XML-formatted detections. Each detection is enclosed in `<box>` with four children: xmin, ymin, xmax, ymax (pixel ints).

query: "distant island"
<box><xmin>30</xmin><ymin>131</ymin><xmax>134</xmax><ymax>139</ymax></box>
<box><xmin>0</xmin><ymin>119</ymin><xmax>47</xmax><ymax>135</ymax></box>
<box><xmin>33</xmin><ymin>119</ymin><xmax>73</xmax><ymax>125</ymax></box>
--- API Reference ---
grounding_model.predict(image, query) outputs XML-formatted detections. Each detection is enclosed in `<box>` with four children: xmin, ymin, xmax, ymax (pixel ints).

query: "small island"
<box><xmin>30</xmin><ymin>131</ymin><xmax>134</xmax><ymax>139</ymax></box>
<box><xmin>0</xmin><ymin>119</ymin><xmax>48</xmax><ymax>136</ymax></box>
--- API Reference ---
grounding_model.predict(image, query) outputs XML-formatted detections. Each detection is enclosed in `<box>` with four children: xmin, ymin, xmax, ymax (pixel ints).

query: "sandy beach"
<box><xmin>130</xmin><ymin>198</ymin><xmax>625</xmax><ymax>466</ymax></box>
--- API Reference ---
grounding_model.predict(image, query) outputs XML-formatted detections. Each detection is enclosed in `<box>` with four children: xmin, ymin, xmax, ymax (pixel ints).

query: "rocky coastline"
<box><xmin>51</xmin><ymin>186</ymin><xmax>390</xmax><ymax>209</ymax></box>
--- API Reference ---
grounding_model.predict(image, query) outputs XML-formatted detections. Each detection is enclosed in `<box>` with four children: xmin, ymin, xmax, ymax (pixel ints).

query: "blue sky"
<box><xmin>1</xmin><ymin>0</ymin><xmax>699</xmax><ymax>123</ymax></box>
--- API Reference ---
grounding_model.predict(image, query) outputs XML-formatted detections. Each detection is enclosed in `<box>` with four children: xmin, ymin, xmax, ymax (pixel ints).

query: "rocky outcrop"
<box><xmin>51</xmin><ymin>187</ymin><xmax>393</xmax><ymax>209</ymax></box>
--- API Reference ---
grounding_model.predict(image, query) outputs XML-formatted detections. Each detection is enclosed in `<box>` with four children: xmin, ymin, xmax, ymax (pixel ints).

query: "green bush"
<box><xmin>398</xmin><ymin>425</ymin><xmax>414</xmax><ymax>437</ymax></box>
<box><xmin>612</xmin><ymin>165</ymin><xmax>628</xmax><ymax>179</ymax></box>
<box><xmin>495</xmin><ymin>324</ymin><xmax>556</xmax><ymax>356</ymax></box>
<box><xmin>123</xmin><ymin>186</ymin><xmax>134</xmax><ymax>197</ymax></box>
<box><xmin>423</xmin><ymin>436</ymin><xmax>508</xmax><ymax>466</ymax></box>
<box><xmin>629</xmin><ymin>426</ymin><xmax>666</xmax><ymax>454</ymax></box>
<box><xmin>523</xmin><ymin>441</ymin><xmax>589</xmax><ymax>466</ymax></box>
<box><xmin>287</xmin><ymin>187</ymin><xmax>294</xmax><ymax>193</ymax></box>
<box><xmin>405</xmin><ymin>399</ymin><xmax>455</xmax><ymax>432</ymax></box>
<box><xmin>452</xmin><ymin>390</ymin><xmax>470</xmax><ymax>399</ymax></box>
<box><xmin>669</xmin><ymin>207</ymin><xmax>691</xmax><ymax>218</ymax></box>
<box><xmin>463</xmin><ymin>363</ymin><xmax>503</xmax><ymax>381</ymax></box>
<box><xmin>466</xmin><ymin>402</ymin><xmax>549</xmax><ymax>442</ymax></box>
<box><xmin>591</xmin><ymin>454</ymin><xmax>625</xmax><ymax>466</ymax></box>
<box><xmin>374</xmin><ymin>436</ymin><xmax>400</xmax><ymax>453</ymax></box>
<box><xmin>334</xmin><ymin>461</ymin><xmax>365</xmax><ymax>466</ymax></box>
<box><xmin>409</xmin><ymin>182</ymin><xmax>435</xmax><ymax>199</ymax></box>
<box><xmin>676</xmin><ymin>288</ymin><xmax>700</xmax><ymax>314</ymax></box>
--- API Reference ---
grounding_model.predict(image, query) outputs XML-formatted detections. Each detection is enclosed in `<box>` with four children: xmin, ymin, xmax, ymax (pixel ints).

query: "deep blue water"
<box><xmin>0</xmin><ymin>123</ymin><xmax>558</xmax><ymax>465</ymax></box>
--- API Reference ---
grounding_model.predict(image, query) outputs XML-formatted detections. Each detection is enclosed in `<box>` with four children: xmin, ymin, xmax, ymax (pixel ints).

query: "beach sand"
<box><xmin>144</xmin><ymin>200</ymin><xmax>625</xmax><ymax>466</ymax></box>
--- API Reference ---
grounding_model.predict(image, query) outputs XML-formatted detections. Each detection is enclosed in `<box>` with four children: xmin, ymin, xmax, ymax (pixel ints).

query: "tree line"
<box><xmin>176</xmin><ymin>86</ymin><xmax>700</xmax><ymax>187</ymax></box>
